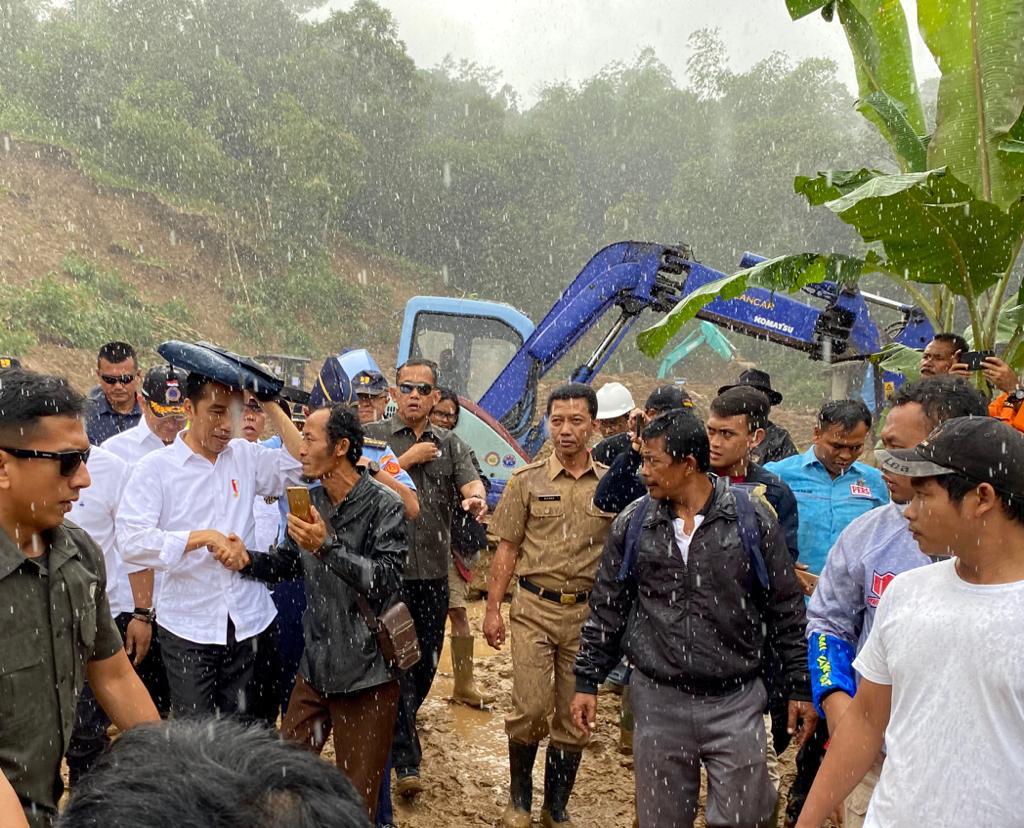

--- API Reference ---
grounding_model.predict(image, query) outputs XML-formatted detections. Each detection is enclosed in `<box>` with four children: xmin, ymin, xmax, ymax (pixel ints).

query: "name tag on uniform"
<box><xmin>850</xmin><ymin>481</ymin><xmax>873</xmax><ymax>498</ymax></box>
<box><xmin>537</xmin><ymin>495</ymin><xmax>561</xmax><ymax>502</ymax></box>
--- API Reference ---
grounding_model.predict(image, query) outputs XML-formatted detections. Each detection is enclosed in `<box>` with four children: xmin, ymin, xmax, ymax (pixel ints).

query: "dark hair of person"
<box><xmin>932</xmin><ymin>332</ymin><xmax>970</xmax><ymax>355</ymax></box>
<box><xmin>395</xmin><ymin>358</ymin><xmax>438</xmax><ymax>385</ymax></box>
<box><xmin>436</xmin><ymin>387</ymin><xmax>461</xmax><ymax>423</ymax></box>
<box><xmin>890</xmin><ymin>376</ymin><xmax>988</xmax><ymax>429</ymax></box>
<box><xmin>817</xmin><ymin>399</ymin><xmax>872</xmax><ymax>432</ymax></box>
<box><xmin>641</xmin><ymin>408</ymin><xmax>711</xmax><ymax>472</ymax></box>
<box><xmin>324</xmin><ymin>404</ymin><xmax>364</xmax><ymax>465</ymax></box>
<box><xmin>709</xmin><ymin>387</ymin><xmax>770</xmax><ymax>433</ymax></box>
<box><xmin>546</xmin><ymin>382</ymin><xmax>599</xmax><ymax>418</ymax></box>
<box><xmin>183</xmin><ymin>372</ymin><xmax>219</xmax><ymax>404</ymax></box>
<box><xmin>0</xmin><ymin>369</ymin><xmax>86</xmax><ymax>445</ymax></box>
<box><xmin>56</xmin><ymin>718</ymin><xmax>371</xmax><ymax>828</ymax></box>
<box><xmin>96</xmin><ymin>341</ymin><xmax>137</xmax><ymax>367</ymax></box>
<box><xmin>932</xmin><ymin>473</ymin><xmax>1024</xmax><ymax>527</ymax></box>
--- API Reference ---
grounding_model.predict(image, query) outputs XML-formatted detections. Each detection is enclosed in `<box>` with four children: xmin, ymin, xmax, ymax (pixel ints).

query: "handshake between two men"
<box><xmin>198</xmin><ymin>507</ymin><xmax>328</xmax><ymax>572</ymax></box>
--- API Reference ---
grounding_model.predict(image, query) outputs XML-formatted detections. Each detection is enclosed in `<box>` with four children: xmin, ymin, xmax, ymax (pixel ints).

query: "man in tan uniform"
<box><xmin>485</xmin><ymin>383</ymin><xmax>614</xmax><ymax>828</ymax></box>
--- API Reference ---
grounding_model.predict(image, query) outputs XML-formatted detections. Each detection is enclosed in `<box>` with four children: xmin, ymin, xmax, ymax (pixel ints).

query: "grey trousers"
<box><xmin>632</xmin><ymin>671</ymin><xmax>777</xmax><ymax>828</ymax></box>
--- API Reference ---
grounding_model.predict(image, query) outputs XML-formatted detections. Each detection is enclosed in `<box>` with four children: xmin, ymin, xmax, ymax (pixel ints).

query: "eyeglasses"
<box><xmin>398</xmin><ymin>382</ymin><xmax>434</xmax><ymax>396</ymax></box>
<box><xmin>0</xmin><ymin>446</ymin><xmax>91</xmax><ymax>477</ymax></box>
<box><xmin>100</xmin><ymin>373</ymin><xmax>137</xmax><ymax>386</ymax></box>
<box><xmin>243</xmin><ymin>401</ymin><xmax>264</xmax><ymax>413</ymax></box>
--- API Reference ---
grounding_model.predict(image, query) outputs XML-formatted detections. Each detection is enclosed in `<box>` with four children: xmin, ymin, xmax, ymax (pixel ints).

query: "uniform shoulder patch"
<box><xmin>511</xmin><ymin>459</ymin><xmax>546</xmax><ymax>476</ymax></box>
<box><xmin>363</xmin><ymin>437</ymin><xmax>389</xmax><ymax>449</ymax></box>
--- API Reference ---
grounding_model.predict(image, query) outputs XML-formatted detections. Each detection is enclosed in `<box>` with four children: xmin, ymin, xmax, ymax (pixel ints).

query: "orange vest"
<box><xmin>989</xmin><ymin>392</ymin><xmax>1024</xmax><ymax>433</ymax></box>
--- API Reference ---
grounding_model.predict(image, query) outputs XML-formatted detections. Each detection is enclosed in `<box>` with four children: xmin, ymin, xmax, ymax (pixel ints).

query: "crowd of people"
<box><xmin>0</xmin><ymin>331</ymin><xmax>1022</xmax><ymax>828</ymax></box>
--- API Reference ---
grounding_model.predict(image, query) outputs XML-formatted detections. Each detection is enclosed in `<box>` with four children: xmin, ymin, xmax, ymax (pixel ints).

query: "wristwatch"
<box><xmin>1009</xmin><ymin>386</ymin><xmax>1024</xmax><ymax>406</ymax></box>
<box><xmin>366</xmin><ymin>460</ymin><xmax>381</xmax><ymax>477</ymax></box>
<box><xmin>132</xmin><ymin>607</ymin><xmax>156</xmax><ymax>624</ymax></box>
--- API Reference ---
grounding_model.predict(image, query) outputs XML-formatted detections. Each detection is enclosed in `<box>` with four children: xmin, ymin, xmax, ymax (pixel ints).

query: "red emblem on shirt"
<box><xmin>867</xmin><ymin>571</ymin><xmax>896</xmax><ymax>607</ymax></box>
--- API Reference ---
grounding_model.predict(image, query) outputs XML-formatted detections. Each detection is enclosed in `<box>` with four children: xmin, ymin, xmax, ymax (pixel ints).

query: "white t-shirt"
<box><xmin>671</xmin><ymin>515</ymin><xmax>704</xmax><ymax>565</ymax></box>
<box><xmin>853</xmin><ymin>558</ymin><xmax>1024</xmax><ymax>827</ymax></box>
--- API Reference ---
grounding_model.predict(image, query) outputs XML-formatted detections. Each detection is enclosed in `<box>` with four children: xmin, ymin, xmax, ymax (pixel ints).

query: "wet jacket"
<box><xmin>575</xmin><ymin>478</ymin><xmax>810</xmax><ymax>700</ymax></box>
<box><xmin>245</xmin><ymin>470</ymin><xmax>406</xmax><ymax>695</ymax></box>
<box><xmin>751</xmin><ymin>420</ymin><xmax>798</xmax><ymax>466</ymax></box>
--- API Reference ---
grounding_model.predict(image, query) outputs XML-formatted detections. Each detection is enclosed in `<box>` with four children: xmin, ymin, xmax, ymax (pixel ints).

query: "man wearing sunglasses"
<box><xmin>364</xmin><ymin>358</ymin><xmax>488</xmax><ymax>800</ymax></box>
<box><xmin>85</xmin><ymin>342</ymin><xmax>143</xmax><ymax>445</ymax></box>
<box><xmin>0</xmin><ymin>369</ymin><xmax>160</xmax><ymax>828</ymax></box>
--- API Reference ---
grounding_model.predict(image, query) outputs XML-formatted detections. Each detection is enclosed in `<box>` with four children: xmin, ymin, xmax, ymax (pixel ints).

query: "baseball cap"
<box><xmin>338</xmin><ymin>349</ymin><xmax>389</xmax><ymax>396</ymax></box>
<box><xmin>645</xmin><ymin>384</ymin><xmax>694</xmax><ymax>414</ymax></box>
<box><xmin>876</xmin><ymin>416</ymin><xmax>1024</xmax><ymax>498</ymax></box>
<box><xmin>142</xmin><ymin>365</ymin><xmax>185</xmax><ymax>416</ymax></box>
<box><xmin>718</xmin><ymin>368</ymin><xmax>783</xmax><ymax>406</ymax></box>
<box><xmin>596</xmin><ymin>382</ymin><xmax>635</xmax><ymax>420</ymax></box>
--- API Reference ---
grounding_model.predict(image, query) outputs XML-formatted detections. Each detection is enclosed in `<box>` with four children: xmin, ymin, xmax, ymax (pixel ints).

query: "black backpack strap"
<box><xmin>616</xmin><ymin>496</ymin><xmax>651</xmax><ymax>582</ymax></box>
<box><xmin>732</xmin><ymin>487</ymin><xmax>770</xmax><ymax>591</ymax></box>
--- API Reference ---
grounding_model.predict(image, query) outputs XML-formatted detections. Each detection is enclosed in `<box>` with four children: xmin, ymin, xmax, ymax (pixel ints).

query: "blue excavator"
<box><xmin>395</xmin><ymin>241</ymin><xmax>933</xmax><ymax>501</ymax></box>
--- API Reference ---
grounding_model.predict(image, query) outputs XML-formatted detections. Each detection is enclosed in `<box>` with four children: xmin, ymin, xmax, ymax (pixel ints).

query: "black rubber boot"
<box><xmin>540</xmin><ymin>745</ymin><xmax>583</xmax><ymax>826</ymax></box>
<box><xmin>502</xmin><ymin>740</ymin><xmax>539</xmax><ymax>827</ymax></box>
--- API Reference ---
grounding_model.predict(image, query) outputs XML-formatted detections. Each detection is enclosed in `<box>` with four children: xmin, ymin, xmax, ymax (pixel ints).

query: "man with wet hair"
<box><xmin>805</xmin><ymin>377</ymin><xmax>987</xmax><ymax>827</ymax></box>
<box><xmin>0</xmin><ymin>369</ymin><xmax>159</xmax><ymax>827</ymax></box>
<box><xmin>58</xmin><ymin>718</ymin><xmax>371</xmax><ymax>828</ymax></box>
<box><xmin>572</xmin><ymin>408</ymin><xmax>815</xmax><ymax>828</ymax></box>
<box><xmin>797</xmin><ymin>417</ymin><xmax>1024</xmax><ymax>827</ymax></box>
<box><xmin>117</xmin><ymin>371</ymin><xmax>303</xmax><ymax>721</ymax></box>
<box><xmin>919</xmin><ymin>332</ymin><xmax>969</xmax><ymax>377</ymax></box>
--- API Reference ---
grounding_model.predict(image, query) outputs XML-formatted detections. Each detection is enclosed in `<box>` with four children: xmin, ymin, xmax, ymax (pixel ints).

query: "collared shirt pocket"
<box><xmin>0</xmin><ymin>633</ymin><xmax>46</xmax><ymax>732</ymax></box>
<box><xmin>529</xmin><ymin>496</ymin><xmax>565</xmax><ymax>519</ymax></box>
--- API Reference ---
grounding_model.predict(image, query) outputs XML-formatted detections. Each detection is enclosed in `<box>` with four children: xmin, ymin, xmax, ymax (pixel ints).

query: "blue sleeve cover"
<box><xmin>808</xmin><ymin>631</ymin><xmax>858</xmax><ymax>715</ymax></box>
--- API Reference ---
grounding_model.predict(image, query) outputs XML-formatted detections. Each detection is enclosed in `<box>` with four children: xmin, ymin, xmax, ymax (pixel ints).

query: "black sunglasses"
<box><xmin>100</xmin><ymin>373</ymin><xmax>136</xmax><ymax>385</ymax></box>
<box><xmin>1</xmin><ymin>446</ymin><xmax>91</xmax><ymax>477</ymax></box>
<box><xmin>398</xmin><ymin>382</ymin><xmax>434</xmax><ymax>396</ymax></box>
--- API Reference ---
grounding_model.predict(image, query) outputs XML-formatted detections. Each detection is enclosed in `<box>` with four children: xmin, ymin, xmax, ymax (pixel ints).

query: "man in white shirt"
<box><xmin>117</xmin><ymin>371</ymin><xmax>303</xmax><ymax>719</ymax></box>
<box><xmin>102</xmin><ymin>364</ymin><xmax>188</xmax><ymax>465</ymax></box>
<box><xmin>796</xmin><ymin>417</ymin><xmax>1024</xmax><ymax>828</ymax></box>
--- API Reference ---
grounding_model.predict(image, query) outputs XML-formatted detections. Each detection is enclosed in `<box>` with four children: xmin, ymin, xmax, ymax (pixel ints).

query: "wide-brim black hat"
<box><xmin>718</xmin><ymin>368</ymin><xmax>783</xmax><ymax>406</ymax></box>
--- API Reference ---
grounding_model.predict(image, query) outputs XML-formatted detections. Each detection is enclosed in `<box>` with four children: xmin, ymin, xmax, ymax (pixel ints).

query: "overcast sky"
<box><xmin>318</xmin><ymin>0</ymin><xmax>938</xmax><ymax>106</ymax></box>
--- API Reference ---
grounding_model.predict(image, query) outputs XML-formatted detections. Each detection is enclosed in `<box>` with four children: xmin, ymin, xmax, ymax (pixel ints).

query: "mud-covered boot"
<box><xmin>540</xmin><ymin>745</ymin><xmax>582</xmax><ymax>827</ymax></box>
<box><xmin>502</xmin><ymin>740</ymin><xmax>538</xmax><ymax>828</ymax></box>
<box><xmin>450</xmin><ymin>636</ymin><xmax>496</xmax><ymax>708</ymax></box>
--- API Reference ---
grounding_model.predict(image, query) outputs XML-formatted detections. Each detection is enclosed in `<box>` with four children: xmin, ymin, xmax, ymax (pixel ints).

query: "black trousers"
<box><xmin>391</xmin><ymin>577</ymin><xmax>449</xmax><ymax>775</ymax></box>
<box><xmin>66</xmin><ymin>612</ymin><xmax>170</xmax><ymax>785</ymax></box>
<box><xmin>248</xmin><ymin>623</ymin><xmax>283</xmax><ymax>727</ymax></box>
<box><xmin>159</xmin><ymin>620</ymin><xmax>258</xmax><ymax>720</ymax></box>
<box><xmin>785</xmin><ymin>718</ymin><xmax>829</xmax><ymax>816</ymax></box>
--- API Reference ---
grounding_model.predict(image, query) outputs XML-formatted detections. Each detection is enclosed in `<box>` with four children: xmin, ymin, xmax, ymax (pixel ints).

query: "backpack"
<box><xmin>616</xmin><ymin>485</ymin><xmax>770</xmax><ymax>591</ymax></box>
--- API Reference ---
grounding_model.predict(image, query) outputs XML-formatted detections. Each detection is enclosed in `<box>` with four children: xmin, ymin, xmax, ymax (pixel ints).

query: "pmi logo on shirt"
<box><xmin>867</xmin><ymin>571</ymin><xmax>896</xmax><ymax>607</ymax></box>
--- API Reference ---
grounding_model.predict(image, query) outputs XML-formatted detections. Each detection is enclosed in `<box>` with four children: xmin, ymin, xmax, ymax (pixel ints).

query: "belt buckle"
<box><xmin>559</xmin><ymin>592</ymin><xmax>577</xmax><ymax>605</ymax></box>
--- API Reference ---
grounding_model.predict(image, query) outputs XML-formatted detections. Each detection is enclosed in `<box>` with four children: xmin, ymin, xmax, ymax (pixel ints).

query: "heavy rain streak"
<box><xmin>0</xmin><ymin>1</ymin><xmax>1023</xmax><ymax>828</ymax></box>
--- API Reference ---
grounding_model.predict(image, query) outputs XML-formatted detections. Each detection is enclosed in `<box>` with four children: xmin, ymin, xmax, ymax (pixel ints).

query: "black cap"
<box><xmin>877</xmin><ymin>416</ymin><xmax>1024</xmax><ymax>498</ymax></box>
<box><xmin>142</xmin><ymin>364</ymin><xmax>185</xmax><ymax>414</ymax></box>
<box><xmin>718</xmin><ymin>368</ymin><xmax>783</xmax><ymax>406</ymax></box>
<box><xmin>0</xmin><ymin>356</ymin><xmax>21</xmax><ymax>371</ymax></box>
<box><xmin>644</xmin><ymin>384</ymin><xmax>694</xmax><ymax>414</ymax></box>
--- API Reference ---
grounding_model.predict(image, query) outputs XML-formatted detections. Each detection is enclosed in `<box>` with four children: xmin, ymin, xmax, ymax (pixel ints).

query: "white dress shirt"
<box><xmin>101</xmin><ymin>417</ymin><xmax>168</xmax><ymax>466</ymax></box>
<box><xmin>117</xmin><ymin>432</ymin><xmax>303</xmax><ymax>645</ymax></box>
<box><xmin>70</xmin><ymin>445</ymin><xmax>134</xmax><ymax>615</ymax></box>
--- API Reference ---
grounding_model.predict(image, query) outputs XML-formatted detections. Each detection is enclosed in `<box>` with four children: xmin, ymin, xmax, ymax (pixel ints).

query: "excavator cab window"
<box><xmin>410</xmin><ymin>311</ymin><xmax>524</xmax><ymax>401</ymax></box>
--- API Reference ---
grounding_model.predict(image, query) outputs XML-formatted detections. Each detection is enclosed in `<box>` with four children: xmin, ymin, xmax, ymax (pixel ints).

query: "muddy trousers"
<box><xmin>505</xmin><ymin>588</ymin><xmax>590</xmax><ymax>749</ymax></box>
<box><xmin>283</xmin><ymin>675</ymin><xmax>400</xmax><ymax>820</ymax></box>
<box><xmin>631</xmin><ymin>671</ymin><xmax>777</xmax><ymax>828</ymax></box>
<box><xmin>391</xmin><ymin>577</ymin><xmax>449</xmax><ymax>775</ymax></box>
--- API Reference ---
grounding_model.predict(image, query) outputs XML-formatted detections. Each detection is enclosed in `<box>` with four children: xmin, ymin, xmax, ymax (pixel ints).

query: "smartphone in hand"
<box><xmin>959</xmin><ymin>350</ymin><xmax>996</xmax><ymax>371</ymax></box>
<box><xmin>286</xmin><ymin>486</ymin><xmax>312</xmax><ymax>522</ymax></box>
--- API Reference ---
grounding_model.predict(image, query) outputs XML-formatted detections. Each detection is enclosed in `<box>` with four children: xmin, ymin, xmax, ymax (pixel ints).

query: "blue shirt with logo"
<box><xmin>765</xmin><ymin>447</ymin><xmax>889</xmax><ymax>575</ymax></box>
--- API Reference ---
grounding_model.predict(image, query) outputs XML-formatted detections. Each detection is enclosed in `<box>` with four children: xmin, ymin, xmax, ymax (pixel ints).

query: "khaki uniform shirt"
<box><xmin>364</xmin><ymin>417</ymin><xmax>479</xmax><ymax>581</ymax></box>
<box><xmin>0</xmin><ymin>522</ymin><xmax>123</xmax><ymax>827</ymax></box>
<box><xmin>490</xmin><ymin>453</ymin><xmax>614</xmax><ymax>593</ymax></box>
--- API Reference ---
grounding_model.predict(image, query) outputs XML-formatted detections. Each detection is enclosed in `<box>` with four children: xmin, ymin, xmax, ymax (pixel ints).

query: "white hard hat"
<box><xmin>596</xmin><ymin>382</ymin><xmax>635</xmax><ymax>420</ymax></box>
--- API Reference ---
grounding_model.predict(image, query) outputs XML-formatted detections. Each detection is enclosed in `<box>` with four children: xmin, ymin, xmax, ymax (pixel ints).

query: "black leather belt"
<box><xmin>518</xmin><ymin>577</ymin><xmax>590</xmax><ymax>606</ymax></box>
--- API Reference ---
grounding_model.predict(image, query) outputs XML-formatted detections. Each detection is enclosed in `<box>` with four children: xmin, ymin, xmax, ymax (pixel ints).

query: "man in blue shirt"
<box><xmin>765</xmin><ymin>399</ymin><xmax>888</xmax><ymax>577</ymax></box>
<box><xmin>765</xmin><ymin>398</ymin><xmax>887</xmax><ymax>826</ymax></box>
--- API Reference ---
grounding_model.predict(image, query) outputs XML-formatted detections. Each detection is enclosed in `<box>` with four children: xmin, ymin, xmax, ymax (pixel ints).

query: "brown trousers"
<box><xmin>282</xmin><ymin>675</ymin><xmax>400</xmax><ymax>818</ymax></box>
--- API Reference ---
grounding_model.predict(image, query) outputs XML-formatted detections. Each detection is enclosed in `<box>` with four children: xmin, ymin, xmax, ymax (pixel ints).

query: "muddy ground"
<box><xmin>330</xmin><ymin>600</ymin><xmax>802</xmax><ymax>828</ymax></box>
